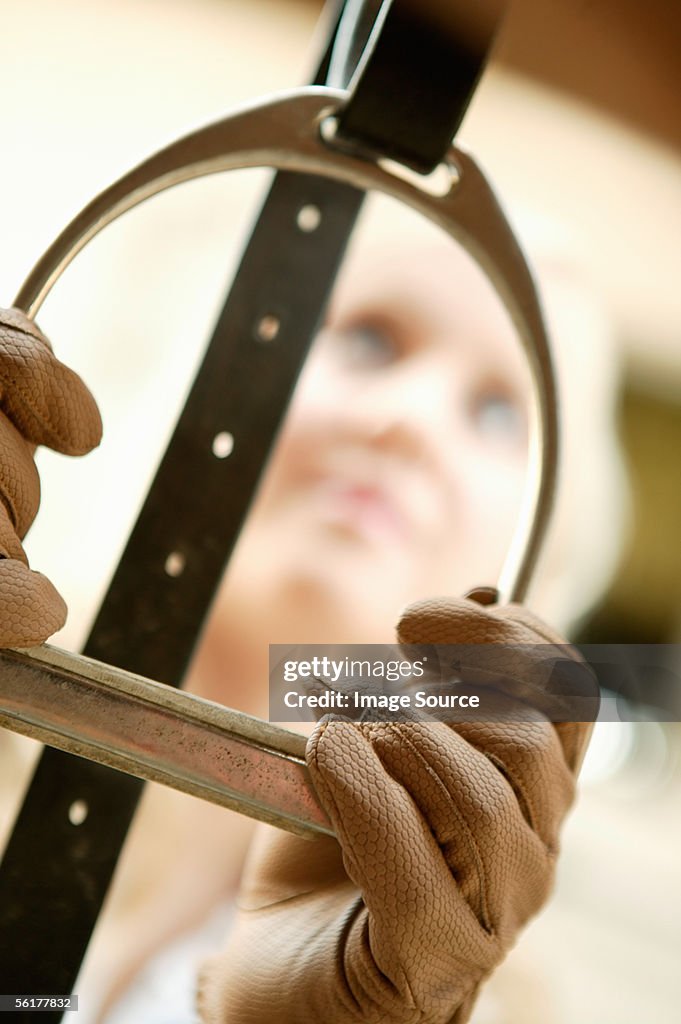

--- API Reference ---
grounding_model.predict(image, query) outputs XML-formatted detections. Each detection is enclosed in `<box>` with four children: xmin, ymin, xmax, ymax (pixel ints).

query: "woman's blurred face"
<box><xmin>219</xmin><ymin>202</ymin><xmax>532</xmax><ymax>643</ymax></box>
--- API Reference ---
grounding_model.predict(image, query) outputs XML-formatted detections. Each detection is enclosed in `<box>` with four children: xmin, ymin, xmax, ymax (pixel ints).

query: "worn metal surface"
<box><xmin>0</xmin><ymin>644</ymin><xmax>331</xmax><ymax>838</ymax></box>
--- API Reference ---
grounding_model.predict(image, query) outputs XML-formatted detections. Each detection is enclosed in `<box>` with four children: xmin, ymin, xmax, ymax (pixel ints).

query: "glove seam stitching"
<box><xmin>387</xmin><ymin>723</ymin><xmax>495</xmax><ymax>938</ymax></box>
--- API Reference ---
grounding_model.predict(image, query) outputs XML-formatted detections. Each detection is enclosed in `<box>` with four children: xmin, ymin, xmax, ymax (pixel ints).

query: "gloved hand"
<box><xmin>0</xmin><ymin>307</ymin><xmax>102</xmax><ymax>646</ymax></box>
<box><xmin>197</xmin><ymin>597</ymin><xmax>593</xmax><ymax>1024</ymax></box>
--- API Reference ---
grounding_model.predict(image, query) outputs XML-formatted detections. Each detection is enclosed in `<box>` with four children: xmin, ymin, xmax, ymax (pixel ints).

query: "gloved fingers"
<box><xmin>491</xmin><ymin>604</ymin><xmax>599</xmax><ymax>767</ymax></box>
<box><xmin>449</xmin><ymin>717</ymin><xmax>577</xmax><ymax>852</ymax></box>
<box><xmin>397</xmin><ymin>597</ymin><xmax>551</xmax><ymax>717</ymax></box>
<box><xmin>0</xmin><ymin>308</ymin><xmax>101</xmax><ymax>647</ymax></box>
<box><xmin>398</xmin><ymin>596</ymin><xmax>597</xmax><ymax>769</ymax></box>
<box><xmin>0</xmin><ymin>307</ymin><xmax>102</xmax><ymax>455</ymax></box>
<box><xmin>0</xmin><ymin>410</ymin><xmax>41</xmax><ymax>539</ymax></box>
<box><xmin>307</xmin><ymin>717</ymin><xmax>501</xmax><ymax>985</ymax></box>
<box><xmin>397</xmin><ymin>596</ymin><xmax>544</xmax><ymax>647</ymax></box>
<box><xmin>0</xmin><ymin>493</ymin><xmax>67</xmax><ymax>646</ymax></box>
<box><xmin>0</xmin><ymin>559</ymin><xmax>67</xmax><ymax>647</ymax></box>
<box><xmin>356</xmin><ymin>719</ymin><xmax>559</xmax><ymax>934</ymax></box>
<box><xmin>420</xmin><ymin>642</ymin><xmax>597</xmax><ymax>732</ymax></box>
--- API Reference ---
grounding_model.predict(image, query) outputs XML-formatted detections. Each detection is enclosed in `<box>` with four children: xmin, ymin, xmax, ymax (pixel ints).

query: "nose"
<box><xmin>348</xmin><ymin>358</ymin><xmax>454</xmax><ymax>462</ymax></box>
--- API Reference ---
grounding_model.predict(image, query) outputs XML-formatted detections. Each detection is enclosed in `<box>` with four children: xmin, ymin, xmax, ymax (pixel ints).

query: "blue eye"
<box><xmin>335</xmin><ymin>323</ymin><xmax>398</xmax><ymax>368</ymax></box>
<box><xmin>469</xmin><ymin>389</ymin><xmax>526</xmax><ymax>445</ymax></box>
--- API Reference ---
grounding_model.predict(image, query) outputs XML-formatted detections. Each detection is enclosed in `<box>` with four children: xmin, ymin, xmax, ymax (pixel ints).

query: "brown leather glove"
<box><xmin>197</xmin><ymin>597</ymin><xmax>592</xmax><ymax>1024</ymax></box>
<box><xmin>0</xmin><ymin>307</ymin><xmax>102</xmax><ymax>646</ymax></box>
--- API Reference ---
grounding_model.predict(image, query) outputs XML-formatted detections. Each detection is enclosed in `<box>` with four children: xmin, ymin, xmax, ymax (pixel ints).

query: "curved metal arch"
<box><xmin>15</xmin><ymin>86</ymin><xmax>558</xmax><ymax>603</ymax></box>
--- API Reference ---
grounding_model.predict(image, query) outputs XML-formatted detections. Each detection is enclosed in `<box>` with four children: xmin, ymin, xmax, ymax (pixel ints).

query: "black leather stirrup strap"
<box><xmin>0</xmin><ymin>1</ymin><xmax>501</xmax><ymax>1019</ymax></box>
<box><xmin>335</xmin><ymin>0</ymin><xmax>504</xmax><ymax>173</ymax></box>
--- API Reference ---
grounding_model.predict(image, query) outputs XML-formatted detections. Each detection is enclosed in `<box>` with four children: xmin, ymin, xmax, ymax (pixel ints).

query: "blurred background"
<box><xmin>0</xmin><ymin>1</ymin><xmax>679</xmax><ymax>1022</ymax></box>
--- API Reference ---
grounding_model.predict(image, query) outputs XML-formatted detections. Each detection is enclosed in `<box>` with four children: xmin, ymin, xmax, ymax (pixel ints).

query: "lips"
<box><xmin>314</xmin><ymin>477</ymin><xmax>411</xmax><ymax>543</ymax></box>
